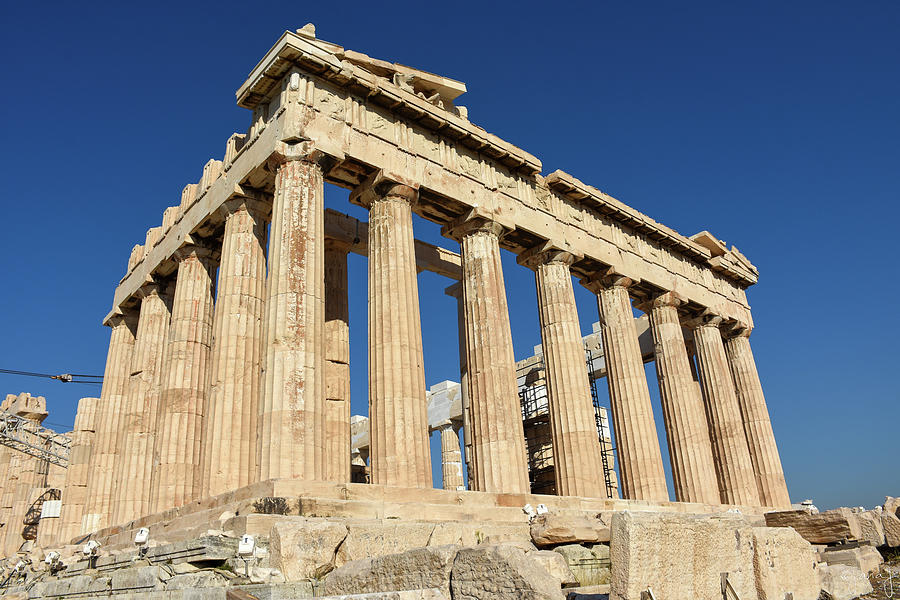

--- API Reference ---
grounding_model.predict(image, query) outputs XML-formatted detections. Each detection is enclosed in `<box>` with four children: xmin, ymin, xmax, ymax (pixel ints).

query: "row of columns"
<box><xmin>82</xmin><ymin>153</ymin><xmax>355</xmax><ymax>530</ymax></box>
<box><xmin>83</xmin><ymin>147</ymin><xmax>788</xmax><ymax>535</ymax></box>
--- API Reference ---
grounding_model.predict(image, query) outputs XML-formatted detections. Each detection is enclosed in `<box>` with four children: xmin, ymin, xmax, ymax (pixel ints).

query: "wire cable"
<box><xmin>0</xmin><ymin>368</ymin><xmax>103</xmax><ymax>384</ymax></box>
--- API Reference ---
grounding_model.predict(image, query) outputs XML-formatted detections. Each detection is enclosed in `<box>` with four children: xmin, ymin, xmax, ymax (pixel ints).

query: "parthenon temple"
<box><xmin>0</xmin><ymin>25</ymin><xmax>791</xmax><ymax>566</ymax></box>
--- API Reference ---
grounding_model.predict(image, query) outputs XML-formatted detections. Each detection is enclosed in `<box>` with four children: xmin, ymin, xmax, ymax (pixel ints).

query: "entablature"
<box><xmin>106</xmin><ymin>27</ymin><xmax>759</xmax><ymax>328</ymax></box>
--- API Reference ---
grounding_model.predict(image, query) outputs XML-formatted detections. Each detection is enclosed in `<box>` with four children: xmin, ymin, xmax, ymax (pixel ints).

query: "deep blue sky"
<box><xmin>1</xmin><ymin>1</ymin><xmax>897</xmax><ymax>510</ymax></box>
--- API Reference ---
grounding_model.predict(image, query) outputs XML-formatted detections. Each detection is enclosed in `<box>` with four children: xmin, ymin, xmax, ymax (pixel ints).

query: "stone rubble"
<box><xmin>529</xmin><ymin>513</ymin><xmax>609</xmax><ymax>547</ymax></box>
<box><xmin>818</xmin><ymin>545</ymin><xmax>884</xmax><ymax>575</ymax></box>
<box><xmin>765</xmin><ymin>508</ymin><xmax>863</xmax><ymax>544</ymax></box>
<box><xmin>817</xmin><ymin>564</ymin><xmax>874</xmax><ymax>600</ymax></box>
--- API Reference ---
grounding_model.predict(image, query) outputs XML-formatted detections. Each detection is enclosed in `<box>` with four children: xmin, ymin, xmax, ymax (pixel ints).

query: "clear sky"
<box><xmin>1</xmin><ymin>1</ymin><xmax>897</xmax><ymax>511</ymax></box>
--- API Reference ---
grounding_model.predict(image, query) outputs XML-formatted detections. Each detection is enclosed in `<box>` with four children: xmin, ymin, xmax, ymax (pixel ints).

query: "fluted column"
<box><xmin>199</xmin><ymin>198</ymin><xmax>268</xmax><ymax>498</ymax></box>
<box><xmin>0</xmin><ymin>445</ymin><xmax>11</xmax><ymax>542</ymax></box>
<box><xmin>519</xmin><ymin>248</ymin><xmax>606</xmax><ymax>498</ymax></box>
<box><xmin>1</xmin><ymin>454</ymin><xmax>24</xmax><ymax>555</ymax></box>
<box><xmin>82</xmin><ymin>311</ymin><xmax>137</xmax><ymax>532</ymax></box>
<box><xmin>59</xmin><ymin>397</ymin><xmax>99</xmax><ymax>542</ymax></box>
<box><xmin>445</xmin><ymin>283</ymin><xmax>473</xmax><ymax>491</ymax></box>
<box><xmin>354</xmin><ymin>178</ymin><xmax>431</xmax><ymax>488</ymax></box>
<box><xmin>585</xmin><ymin>275</ymin><xmax>667</xmax><ymax>501</ymax></box>
<box><xmin>645</xmin><ymin>293</ymin><xmax>719</xmax><ymax>504</ymax></box>
<box><xmin>150</xmin><ymin>245</ymin><xmax>215</xmax><ymax>513</ymax></box>
<box><xmin>112</xmin><ymin>283</ymin><xmax>172</xmax><ymax>524</ymax></box>
<box><xmin>324</xmin><ymin>239</ymin><xmax>351</xmax><ymax>482</ymax></box>
<box><xmin>438</xmin><ymin>421</ymin><xmax>465</xmax><ymax>490</ymax></box>
<box><xmin>691</xmin><ymin>314</ymin><xmax>760</xmax><ymax>506</ymax></box>
<box><xmin>258</xmin><ymin>152</ymin><xmax>327</xmax><ymax>481</ymax></box>
<box><xmin>445</xmin><ymin>217</ymin><xmax>529</xmax><ymax>493</ymax></box>
<box><xmin>724</xmin><ymin>329</ymin><xmax>790</xmax><ymax>507</ymax></box>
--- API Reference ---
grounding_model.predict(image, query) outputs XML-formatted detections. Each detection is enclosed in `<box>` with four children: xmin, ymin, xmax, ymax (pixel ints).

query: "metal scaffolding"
<box><xmin>0</xmin><ymin>411</ymin><xmax>70</xmax><ymax>468</ymax></box>
<box><xmin>517</xmin><ymin>350</ymin><xmax>617</xmax><ymax>498</ymax></box>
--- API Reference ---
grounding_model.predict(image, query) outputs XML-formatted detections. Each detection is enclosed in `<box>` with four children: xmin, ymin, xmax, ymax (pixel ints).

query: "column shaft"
<box><xmin>258</xmin><ymin>157</ymin><xmax>326</xmax><ymax>481</ymax></box>
<box><xmin>324</xmin><ymin>240</ymin><xmax>351</xmax><ymax>482</ymax></box>
<box><xmin>647</xmin><ymin>294</ymin><xmax>719</xmax><ymax>504</ymax></box>
<box><xmin>366</xmin><ymin>184</ymin><xmax>432</xmax><ymax>488</ymax></box>
<box><xmin>111</xmin><ymin>284</ymin><xmax>171</xmax><ymax>524</ymax></box>
<box><xmin>199</xmin><ymin>199</ymin><xmax>267</xmax><ymax>498</ymax></box>
<box><xmin>450</xmin><ymin>220</ymin><xmax>530</xmax><ymax>493</ymax></box>
<box><xmin>693</xmin><ymin>319</ymin><xmax>760</xmax><ymax>506</ymax></box>
<box><xmin>593</xmin><ymin>278</ymin><xmax>667</xmax><ymax>501</ymax></box>
<box><xmin>59</xmin><ymin>397</ymin><xmax>99</xmax><ymax>542</ymax></box>
<box><xmin>82</xmin><ymin>312</ymin><xmax>137</xmax><ymax>531</ymax></box>
<box><xmin>445</xmin><ymin>283</ymin><xmax>474</xmax><ymax>491</ymax></box>
<box><xmin>150</xmin><ymin>247</ymin><xmax>215</xmax><ymax>513</ymax></box>
<box><xmin>724</xmin><ymin>332</ymin><xmax>791</xmax><ymax>507</ymax></box>
<box><xmin>439</xmin><ymin>422</ymin><xmax>465</xmax><ymax>490</ymax></box>
<box><xmin>0</xmin><ymin>444</ymin><xmax>11</xmax><ymax>545</ymax></box>
<box><xmin>525</xmin><ymin>251</ymin><xmax>606</xmax><ymax>498</ymax></box>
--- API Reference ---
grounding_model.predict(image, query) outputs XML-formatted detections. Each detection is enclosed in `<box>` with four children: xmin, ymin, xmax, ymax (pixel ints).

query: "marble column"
<box><xmin>258</xmin><ymin>153</ymin><xmax>326</xmax><ymax>481</ymax></box>
<box><xmin>111</xmin><ymin>282</ymin><xmax>172</xmax><ymax>525</ymax></box>
<box><xmin>445</xmin><ymin>283</ymin><xmax>473</xmax><ymax>491</ymax></box>
<box><xmin>645</xmin><ymin>293</ymin><xmax>719</xmax><ymax>504</ymax></box>
<box><xmin>358</xmin><ymin>179</ymin><xmax>431</xmax><ymax>488</ymax></box>
<box><xmin>724</xmin><ymin>329</ymin><xmax>791</xmax><ymax>507</ymax></box>
<box><xmin>150</xmin><ymin>245</ymin><xmax>215</xmax><ymax>513</ymax></box>
<box><xmin>438</xmin><ymin>421</ymin><xmax>465</xmax><ymax>490</ymax></box>
<box><xmin>59</xmin><ymin>397</ymin><xmax>99</xmax><ymax>542</ymax></box>
<box><xmin>691</xmin><ymin>314</ymin><xmax>760</xmax><ymax>506</ymax></box>
<box><xmin>0</xmin><ymin>453</ymin><xmax>24</xmax><ymax>555</ymax></box>
<box><xmin>82</xmin><ymin>311</ymin><xmax>137</xmax><ymax>531</ymax></box>
<box><xmin>518</xmin><ymin>248</ymin><xmax>606</xmax><ymax>498</ymax></box>
<box><xmin>587</xmin><ymin>275</ymin><xmax>667</xmax><ymax>502</ymax></box>
<box><xmin>445</xmin><ymin>217</ymin><xmax>529</xmax><ymax>493</ymax></box>
<box><xmin>199</xmin><ymin>198</ymin><xmax>268</xmax><ymax>498</ymax></box>
<box><xmin>324</xmin><ymin>238</ymin><xmax>351</xmax><ymax>482</ymax></box>
<box><xmin>0</xmin><ymin>444</ymin><xmax>11</xmax><ymax>542</ymax></box>
<box><xmin>3</xmin><ymin>433</ymin><xmax>40</xmax><ymax>554</ymax></box>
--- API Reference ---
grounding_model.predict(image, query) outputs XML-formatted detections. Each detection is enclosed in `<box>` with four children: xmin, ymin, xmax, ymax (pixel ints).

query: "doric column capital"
<box><xmin>722</xmin><ymin>325</ymin><xmax>752</xmax><ymax>340</ymax></box>
<box><xmin>349</xmin><ymin>170</ymin><xmax>419</xmax><ymax>209</ymax></box>
<box><xmin>105</xmin><ymin>313</ymin><xmax>129</xmax><ymax>328</ymax></box>
<box><xmin>634</xmin><ymin>290</ymin><xmax>686</xmax><ymax>314</ymax></box>
<box><xmin>719</xmin><ymin>318</ymin><xmax>753</xmax><ymax>339</ymax></box>
<box><xmin>268</xmin><ymin>141</ymin><xmax>342</xmax><ymax>171</ymax></box>
<box><xmin>441</xmin><ymin>209</ymin><xmax>509</xmax><ymax>242</ymax></box>
<box><xmin>581</xmin><ymin>270</ymin><xmax>636</xmax><ymax>294</ymax></box>
<box><xmin>135</xmin><ymin>281</ymin><xmax>163</xmax><ymax>299</ymax></box>
<box><xmin>516</xmin><ymin>242</ymin><xmax>580</xmax><ymax>271</ymax></box>
<box><xmin>221</xmin><ymin>195</ymin><xmax>270</xmax><ymax>222</ymax></box>
<box><xmin>685</xmin><ymin>309</ymin><xmax>725</xmax><ymax>330</ymax></box>
<box><xmin>432</xmin><ymin>419</ymin><xmax>455</xmax><ymax>432</ymax></box>
<box><xmin>173</xmin><ymin>240</ymin><xmax>216</xmax><ymax>263</ymax></box>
